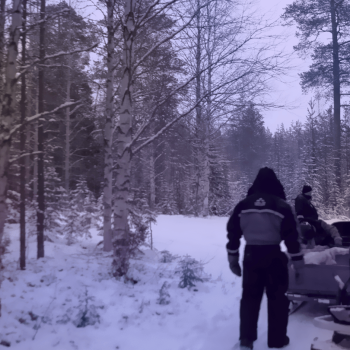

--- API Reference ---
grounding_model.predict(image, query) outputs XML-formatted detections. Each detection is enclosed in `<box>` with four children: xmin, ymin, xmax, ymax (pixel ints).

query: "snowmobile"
<box><xmin>311</xmin><ymin>305</ymin><xmax>350</xmax><ymax>349</ymax></box>
<box><xmin>284</xmin><ymin>220</ymin><xmax>350</xmax><ymax>349</ymax></box>
<box><xmin>287</xmin><ymin>221</ymin><xmax>350</xmax><ymax>315</ymax></box>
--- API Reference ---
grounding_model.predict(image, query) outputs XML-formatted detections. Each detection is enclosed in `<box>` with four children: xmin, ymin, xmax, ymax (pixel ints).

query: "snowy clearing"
<box><xmin>0</xmin><ymin>215</ymin><xmax>335</xmax><ymax>350</ymax></box>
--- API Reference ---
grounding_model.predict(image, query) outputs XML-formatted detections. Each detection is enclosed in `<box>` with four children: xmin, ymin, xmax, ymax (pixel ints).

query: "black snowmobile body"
<box><xmin>287</xmin><ymin>221</ymin><xmax>350</xmax><ymax>307</ymax></box>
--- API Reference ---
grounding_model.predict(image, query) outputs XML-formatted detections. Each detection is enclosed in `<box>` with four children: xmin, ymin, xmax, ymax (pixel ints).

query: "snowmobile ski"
<box><xmin>289</xmin><ymin>300</ymin><xmax>307</xmax><ymax>315</ymax></box>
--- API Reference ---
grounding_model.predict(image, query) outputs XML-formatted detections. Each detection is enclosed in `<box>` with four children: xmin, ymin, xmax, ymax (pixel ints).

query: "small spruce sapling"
<box><xmin>157</xmin><ymin>281</ymin><xmax>171</xmax><ymax>305</ymax></box>
<box><xmin>5</xmin><ymin>190</ymin><xmax>20</xmax><ymax>224</ymax></box>
<box><xmin>73</xmin><ymin>288</ymin><xmax>100</xmax><ymax>328</ymax></box>
<box><xmin>176</xmin><ymin>255</ymin><xmax>209</xmax><ymax>289</ymax></box>
<box><xmin>62</xmin><ymin>179</ymin><xmax>94</xmax><ymax>244</ymax></box>
<box><xmin>127</xmin><ymin>197</ymin><xmax>157</xmax><ymax>254</ymax></box>
<box><xmin>45</xmin><ymin>166</ymin><xmax>66</xmax><ymax>233</ymax></box>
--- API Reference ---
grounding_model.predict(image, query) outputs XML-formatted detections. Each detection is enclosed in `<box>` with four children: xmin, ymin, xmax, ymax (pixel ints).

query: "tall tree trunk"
<box><xmin>103</xmin><ymin>0</ymin><xmax>114</xmax><ymax>252</ymax></box>
<box><xmin>25</xmin><ymin>78</ymin><xmax>32</xmax><ymax>196</ymax></box>
<box><xmin>65</xmin><ymin>0</ymin><xmax>72</xmax><ymax>194</ymax></box>
<box><xmin>0</xmin><ymin>0</ymin><xmax>6</xmax><ymax>109</ymax></box>
<box><xmin>149</xmin><ymin>146</ymin><xmax>155</xmax><ymax>210</ymax></box>
<box><xmin>330</xmin><ymin>0</ymin><xmax>341</xmax><ymax>189</ymax></box>
<box><xmin>37</xmin><ymin>0</ymin><xmax>45</xmax><ymax>259</ymax></box>
<box><xmin>0</xmin><ymin>0</ymin><xmax>22</xmax><ymax>317</ymax></box>
<box><xmin>202</xmin><ymin>3</ymin><xmax>213</xmax><ymax>217</ymax></box>
<box><xmin>20</xmin><ymin>0</ymin><xmax>27</xmax><ymax>270</ymax></box>
<box><xmin>149</xmin><ymin>122</ymin><xmax>155</xmax><ymax>209</ymax></box>
<box><xmin>194</xmin><ymin>0</ymin><xmax>202</xmax><ymax>216</ymax></box>
<box><xmin>112</xmin><ymin>0</ymin><xmax>135</xmax><ymax>277</ymax></box>
<box><xmin>25</xmin><ymin>1</ymin><xmax>32</xmax><ymax>194</ymax></box>
<box><xmin>33</xmin><ymin>120</ymin><xmax>38</xmax><ymax>200</ymax></box>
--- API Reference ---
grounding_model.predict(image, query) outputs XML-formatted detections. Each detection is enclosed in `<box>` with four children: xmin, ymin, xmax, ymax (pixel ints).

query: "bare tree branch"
<box><xmin>10</xmin><ymin>101</ymin><xmax>81</xmax><ymax>137</ymax></box>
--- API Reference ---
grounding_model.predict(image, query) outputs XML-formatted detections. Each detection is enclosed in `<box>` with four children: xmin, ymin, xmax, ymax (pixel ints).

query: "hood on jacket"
<box><xmin>247</xmin><ymin>167</ymin><xmax>286</xmax><ymax>200</ymax></box>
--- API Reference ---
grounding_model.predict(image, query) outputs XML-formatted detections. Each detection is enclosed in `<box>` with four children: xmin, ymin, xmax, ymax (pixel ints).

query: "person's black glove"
<box><xmin>228</xmin><ymin>254</ymin><xmax>241</xmax><ymax>277</ymax></box>
<box><xmin>293</xmin><ymin>259</ymin><xmax>305</xmax><ymax>285</ymax></box>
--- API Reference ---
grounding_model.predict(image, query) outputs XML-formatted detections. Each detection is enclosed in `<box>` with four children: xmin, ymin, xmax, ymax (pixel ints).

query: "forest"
<box><xmin>0</xmin><ymin>0</ymin><xmax>349</xmax><ymax>321</ymax></box>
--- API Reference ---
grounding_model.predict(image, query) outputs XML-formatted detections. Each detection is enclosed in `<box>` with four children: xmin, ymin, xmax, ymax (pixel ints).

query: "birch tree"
<box><xmin>112</xmin><ymin>0</ymin><xmax>135</xmax><ymax>276</ymax></box>
<box><xmin>103</xmin><ymin>0</ymin><xmax>116</xmax><ymax>252</ymax></box>
<box><xmin>0</xmin><ymin>0</ymin><xmax>22</xmax><ymax>315</ymax></box>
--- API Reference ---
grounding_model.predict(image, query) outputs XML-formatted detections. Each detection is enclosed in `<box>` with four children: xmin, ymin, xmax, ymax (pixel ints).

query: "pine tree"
<box><xmin>282</xmin><ymin>0</ymin><xmax>350</xmax><ymax>188</ymax></box>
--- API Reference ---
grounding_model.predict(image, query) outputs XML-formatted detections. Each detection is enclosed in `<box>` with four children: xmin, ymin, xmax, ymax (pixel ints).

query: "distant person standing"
<box><xmin>226</xmin><ymin>167</ymin><xmax>304</xmax><ymax>350</ymax></box>
<box><xmin>295</xmin><ymin>185</ymin><xmax>342</xmax><ymax>247</ymax></box>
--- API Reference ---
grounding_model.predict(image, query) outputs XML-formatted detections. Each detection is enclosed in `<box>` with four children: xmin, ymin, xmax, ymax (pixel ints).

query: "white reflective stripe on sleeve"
<box><xmin>240</xmin><ymin>209</ymin><xmax>284</xmax><ymax>219</ymax></box>
<box><xmin>227</xmin><ymin>248</ymin><xmax>239</xmax><ymax>254</ymax></box>
<box><xmin>297</xmin><ymin>215</ymin><xmax>304</xmax><ymax>219</ymax></box>
<box><xmin>288</xmin><ymin>251</ymin><xmax>303</xmax><ymax>257</ymax></box>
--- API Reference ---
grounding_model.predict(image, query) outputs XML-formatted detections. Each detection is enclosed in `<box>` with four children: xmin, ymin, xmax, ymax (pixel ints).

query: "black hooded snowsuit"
<box><xmin>226</xmin><ymin>168</ymin><xmax>303</xmax><ymax>348</ymax></box>
<box><xmin>294</xmin><ymin>193</ymin><xmax>318</xmax><ymax>225</ymax></box>
<box><xmin>294</xmin><ymin>193</ymin><xmax>341</xmax><ymax>246</ymax></box>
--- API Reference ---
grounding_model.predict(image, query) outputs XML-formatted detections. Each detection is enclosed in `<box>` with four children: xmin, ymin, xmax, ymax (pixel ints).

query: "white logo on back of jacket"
<box><xmin>254</xmin><ymin>198</ymin><xmax>266</xmax><ymax>206</ymax></box>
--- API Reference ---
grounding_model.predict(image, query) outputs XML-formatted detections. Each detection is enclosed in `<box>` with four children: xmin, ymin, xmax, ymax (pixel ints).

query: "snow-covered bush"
<box><xmin>112</xmin><ymin>203</ymin><xmax>157</xmax><ymax>278</ymax></box>
<box><xmin>73</xmin><ymin>289</ymin><xmax>100</xmax><ymax>328</ymax></box>
<box><xmin>128</xmin><ymin>204</ymin><xmax>157</xmax><ymax>254</ymax></box>
<box><xmin>159</xmin><ymin>250</ymin><xmax>178</xmax><ymax>263</ymax></box>
<box><xmin>5</xmin><ymin>190</ymin><xmax>20</xmax><ymax>224</ymax></box>
<box><xmin>0</xmin><ymin>232</ymin><xmax>11</xmax><ymax>270</ymax></box>
<box><xmin>176</xmin><ymin>255</ymin><xmax>209</xmax><ymax>289</ymax></box>
<box><xmin>92</xmin><ymin>191</ymin><xmax>103</xmax><ymax>233</ymax></box>
<box><xmin>157</xmin><ymin>281</ymin><xmax>171</xmax><ymax>305</ymax></box>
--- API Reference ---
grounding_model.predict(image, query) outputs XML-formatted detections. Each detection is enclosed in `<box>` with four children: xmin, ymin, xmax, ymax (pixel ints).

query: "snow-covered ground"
<box><xmin>0</xmin><ymin>215</ymin><xmax>336</xmax><ymax>350</ymax></box>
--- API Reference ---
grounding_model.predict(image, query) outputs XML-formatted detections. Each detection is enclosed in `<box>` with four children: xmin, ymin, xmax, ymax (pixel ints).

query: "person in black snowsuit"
<box><xmin>295</xmin><ymin>185</ymin><xmax>342</xmax><ymax>247</ymax></box>
<box><xmin>226</xmin><ymin>167</ymin><xmax>304</xmax><ymax>350</ymax></box>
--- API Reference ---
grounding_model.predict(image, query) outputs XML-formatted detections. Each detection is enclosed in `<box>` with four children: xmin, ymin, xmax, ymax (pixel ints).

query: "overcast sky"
<box><xmin>256</xmin><ymin>0</ymin><xmax>315</xmax><ymax>133</ymax></box>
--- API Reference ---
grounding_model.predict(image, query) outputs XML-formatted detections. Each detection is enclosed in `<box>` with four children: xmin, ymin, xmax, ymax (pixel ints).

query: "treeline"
<box><xmin>225</xmin><ymin>101</ymin><xmax>350</xmax><ymax>220</ymax></box>
<box><xmin>131</xmin><ymin>99</ymin><xmax>350</xmax><ymax>220</ymax></box>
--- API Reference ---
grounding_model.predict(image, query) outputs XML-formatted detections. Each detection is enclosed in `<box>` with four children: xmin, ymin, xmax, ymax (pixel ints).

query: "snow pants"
<box><xmin>240</xmin><ymin>245</ymin><xmax>290</xmax><ymax>348</ymax></box>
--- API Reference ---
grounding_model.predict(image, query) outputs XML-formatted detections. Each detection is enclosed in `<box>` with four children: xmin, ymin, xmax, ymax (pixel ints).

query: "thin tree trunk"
<box><xmin>103</xmin><ymin>0</ymin><xmax>114</xmax><ymax>252</ymax></box>
<box><xmin>37</xmin><ymin>0</ymin><xmax>45</xmax><ymax>259</ymax></box>
<box><xmin>33</xmin><ymin>120</ymin><xmax>38</xmax><ymax>199</ymax></box>
<box><xmin>65</xmin><ymin>1</ymin><xmax>72</xmax><ymax>194</ymax></box>
<box><xmin>330</xmin><ymin>0</ymin><xmax>341</xmax><ymax>189</ymax></box>
<box><xmin>112</xmin><ymin>0</ymin><xmax>135</xmax><ymax>277</ymax></box>
<box><xmin>149</xmin><ymin>147</ymin><xmax>155</xmax><ymax>210</ymax></box>
<box><xmin>25</xmin><ymin>81</ymin><xmax>32</xmax><ymax>196</ymax></box>
<box><xmin>149</xmin><ymin>122</ymin><xmax>155</xmax><ymax>209</ymax></box>
<box><xmin>0</xmin><ymin>0</ymin><xmax>22</xmax><ymax>317</ymax></box>
<box><xmin>202</xmin><ymin>3</ymin><xmax>213</xmax><ymax>217</ymax></box>
<box><xmin>0</xmin><ymin>0</ymin><xmax>6</xmax><ymax>110</ymax></box>
<box><xmin>194</xmin><ymin>0</ymin><xmax>201</xmax><ymax>216</ymax></box>
<box><xmin>20</xmin><ymin>0</ymin><xmax>27</xmax><ymax>270</ymax></box>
